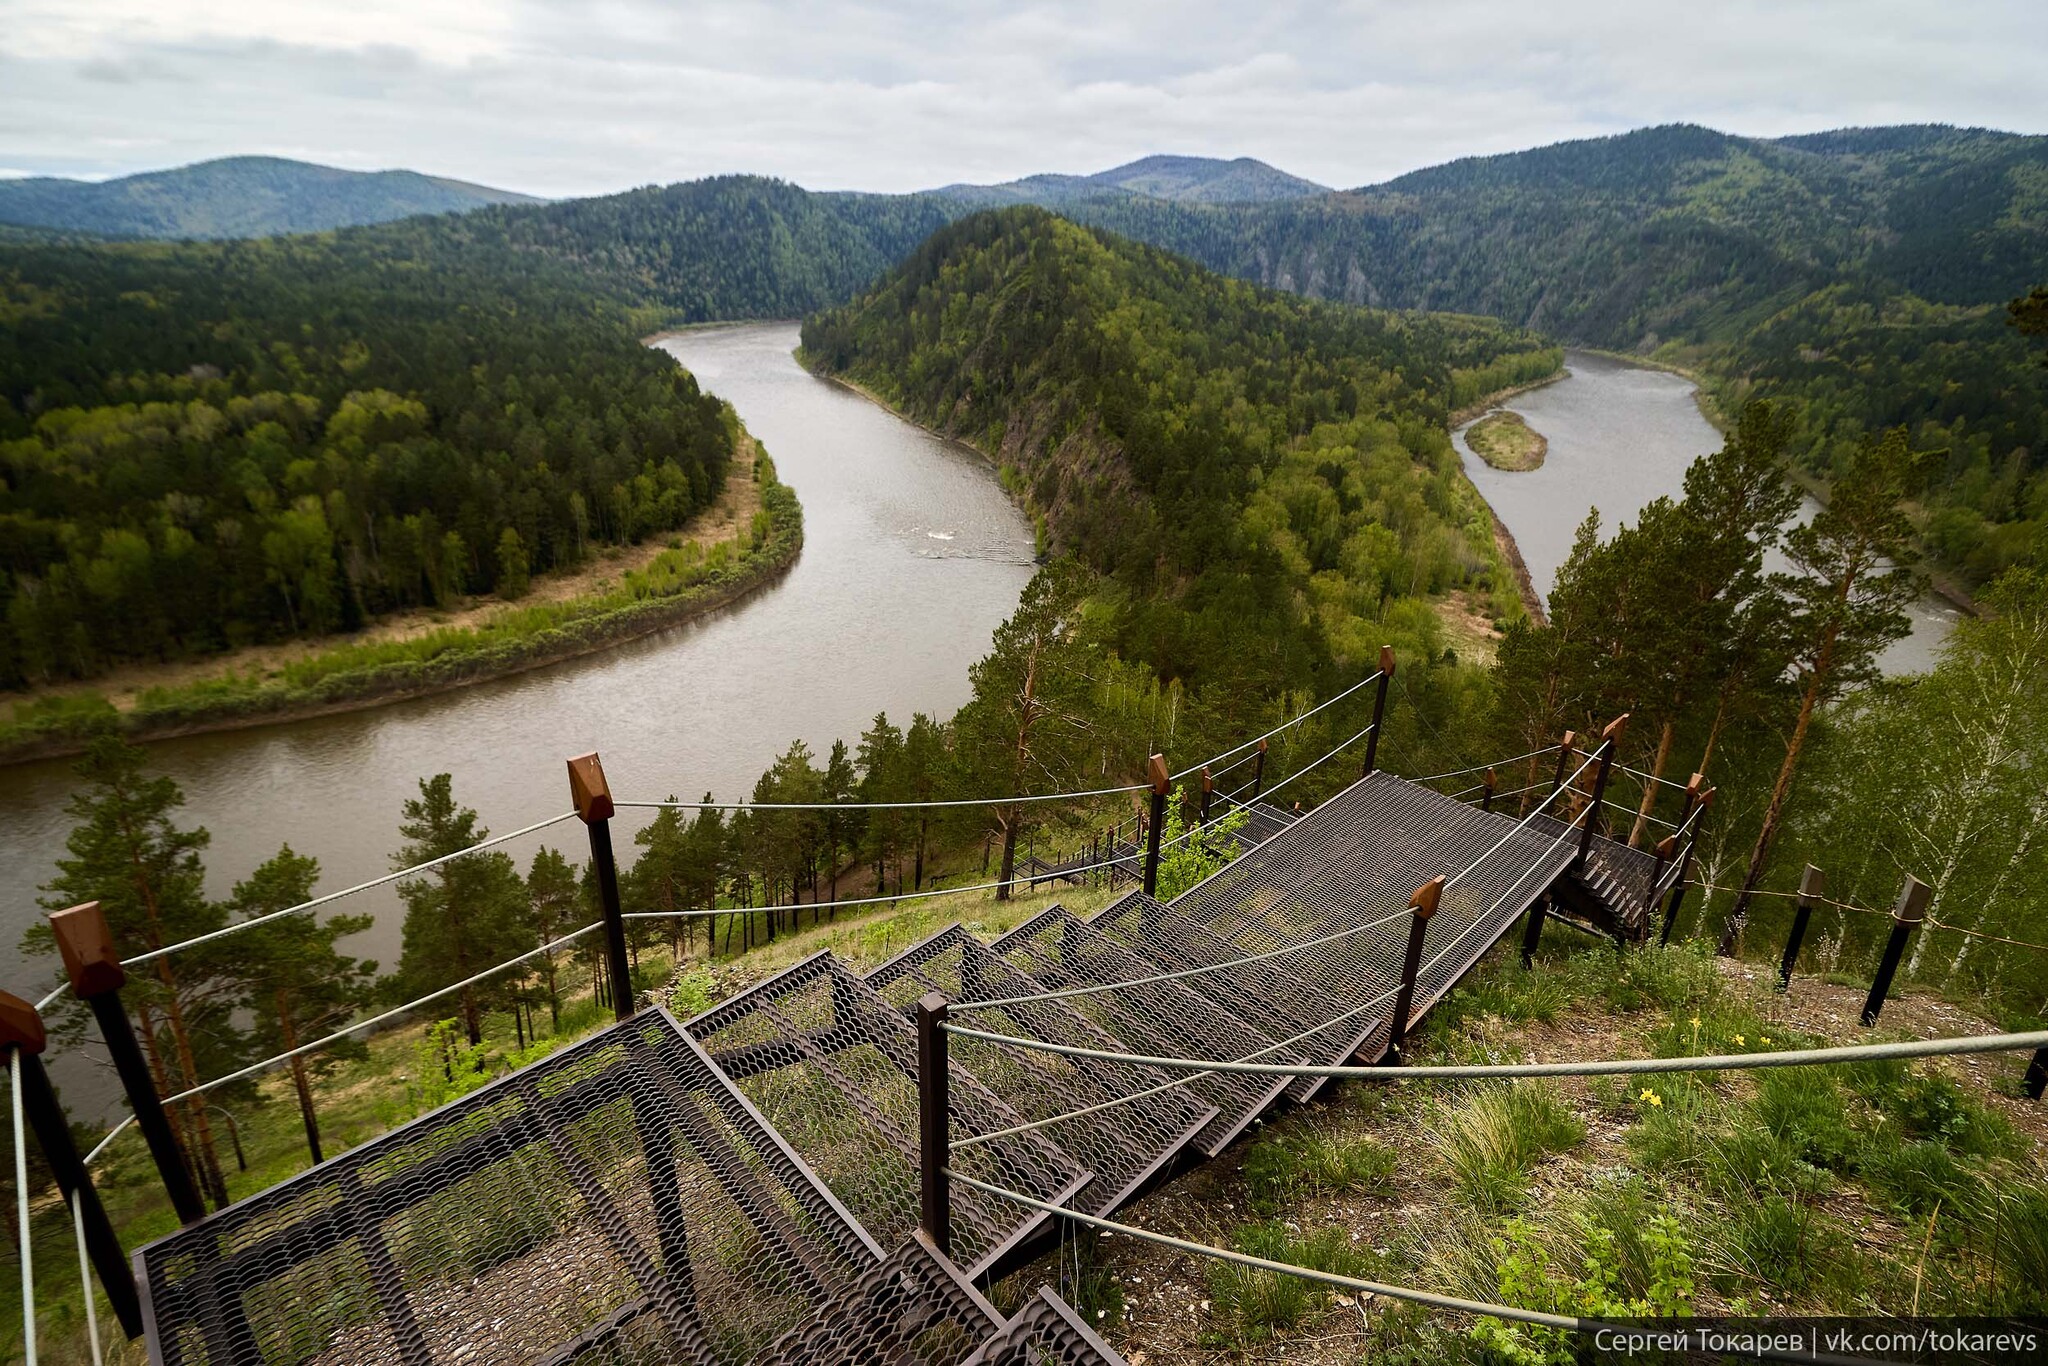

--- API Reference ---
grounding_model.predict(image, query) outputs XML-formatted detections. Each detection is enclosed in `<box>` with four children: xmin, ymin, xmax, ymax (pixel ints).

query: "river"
<box><xmin>0</xmin><ymin>322</ymin><xmax>1035</xmax><ymax>1116</ymax></box>
<box><xmin>1453</xmin><ymin>351</ymin><xmax>1960</xmax><ymax>675</ymax></box>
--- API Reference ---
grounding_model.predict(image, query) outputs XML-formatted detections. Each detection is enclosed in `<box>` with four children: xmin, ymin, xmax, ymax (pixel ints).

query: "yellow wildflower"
<box><xmin>1639</xmin><ymin>1088</ymin><xmax>1663</xmax><ymax>1107</ymax></box>
<box><xmin>1733</xmin><ymin>1034</ymin><xmax>1746</xmax><ymax>1046</ymax></box>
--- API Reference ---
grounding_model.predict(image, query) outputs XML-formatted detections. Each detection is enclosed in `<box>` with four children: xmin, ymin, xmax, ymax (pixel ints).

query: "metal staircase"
<box><xmin>132</xmin><ymin>764</ymin><xmax>1670</xmax><ymax>1366</ymax></box>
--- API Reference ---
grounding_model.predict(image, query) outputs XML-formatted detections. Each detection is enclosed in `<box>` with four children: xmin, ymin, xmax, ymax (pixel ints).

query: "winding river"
<box><xmin>0</xmin><ymin>323</ymin><xmax>1035</xmax><ymax>1114</ymax></box>
<box><xmin>1454</xmin><ymin>351</ymin><xmax>1959</xmax><ymax>675</ymax></box>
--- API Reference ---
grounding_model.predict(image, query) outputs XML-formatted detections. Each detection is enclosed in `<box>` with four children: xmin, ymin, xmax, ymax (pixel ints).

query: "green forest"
<box><xmin>1048</xmin><ymin>125</ymin><xmax>2048</xmax><ymax>588</ymax></box>
<box><xmin>804</xmin><ymin>208</ymin><xmax>1559</xmax><ymax>703</ymax></box>
<box><xmin>0</xmin><ymin>233</ymin><xmax>737</xmax><ymax>691</ymax></box>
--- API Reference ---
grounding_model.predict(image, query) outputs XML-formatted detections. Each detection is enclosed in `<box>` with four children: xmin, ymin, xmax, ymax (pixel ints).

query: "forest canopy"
<box><xmin>0</xmin><ymin>232</ymin><xmax>736</xmax><ymax>687</ymax></box>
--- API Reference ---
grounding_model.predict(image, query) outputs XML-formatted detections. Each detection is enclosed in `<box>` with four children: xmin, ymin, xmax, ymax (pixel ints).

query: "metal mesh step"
<box><xmin>1525</xmin><ymin>812</ymin><xmax>1663</xmax><ymax>934</ymax></box>
<box><xmin>685</xmin><ymin>951</ymin><xmax>1092</xmax><ymax>1280</ymax></box>
<box><xmin>988</xmin><ymin>908</ymin><xmax>1296</xmax><ymax>1156</ymax></box>
<box><xmin>753</xmin><ymin>1233</ymin><xmax>999</xmax><ymax>1366</ymax></box>
<box><xmin>1087</xmin><ymin>891</ymin><xmax>1371</xmax><ymax>1103</ymax></box>
<box><xmin>866</xmin><ymin>924</ymin><xmax>1219</xmax><ymax>1215</ymax></box>
<box><xmin>1168</xmin><ymin>772</ymin><xmax>1579</xmax><ymax>1061</ymax></box>
<box><xmin>958</xmin><ymin>1288</ymin><xmax>1131</xmax><ymax>1365</ymax></box>
<box><xmin>136</xmin><ymin>1010</ymin><xmax>885</xmax><ymax>1366</ymax></box>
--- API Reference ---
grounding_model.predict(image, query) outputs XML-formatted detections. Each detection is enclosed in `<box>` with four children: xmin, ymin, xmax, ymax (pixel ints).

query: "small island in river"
<box><xmin>1465</xmin><ymin>409</ymin><xmax>1549</xmax><ymax>471</ymax></box>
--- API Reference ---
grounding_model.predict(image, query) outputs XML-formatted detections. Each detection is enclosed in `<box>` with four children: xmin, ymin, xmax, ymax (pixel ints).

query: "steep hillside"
<box><xmin>0</xmin><ymin>156</ymin><xmax>535</xmax><ymax>239</ymax></box>
<box><xmin>803</xmin><ymin>208</ymin><xmax>1559</xmax><ymax>691</ymax></box>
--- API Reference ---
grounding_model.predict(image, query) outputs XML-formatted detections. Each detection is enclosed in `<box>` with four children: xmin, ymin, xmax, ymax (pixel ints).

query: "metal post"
<box><xmin>1549</xmin><ymin>731</ymin><xmax>1578</xmax><ymax>795</ymax></box>
<box><xmin>2025</xmin><ymin>1047</ymin><xmax>2047</xmax><ymax>1101</ymax></box>
<box><xmin>1520</xmin><ymin>894</ymin><xmax>1548</xmax><ymax>969</ymax></box>
<box><xmin>915</xmin><ymin>993</ymin><xmax>950</xmax><ymax>1255</ymax></box>
<box><xmin>50</xmin><ymin>901</ymin><xmax>207</xmax><ymax>1226</ymax></box>
<box><xmin>1574</xmin><ymin>715</ymin><xmax>1628</xmax><ymax>872</ymax></box>
<box><xmin>1198</xmin><ymin>766</ymin><xmax>1214</xmax><ymax>824</ymax></box>
<box><xmin>1385</xmin><ymin>878</ymin><xmax>1443</xmax><ymax>1060</ymax></box>
<box><xmin>1142</xmin><ymin>754</ymin><xmax>1169</xmax><ymax>899</ymax></box>
<box><xmin>1862</xmin><ymin>875</ymin><xmax>1930</xmax><ymax>1027</ymax></box>
<box><xmin>1659</xmin><ymin>777</ymin><xmax>1710</xmax><ymax>947</ymax></box>
<box><xmin>1250</xmin><ymin>738</ymin><xmax>1268</xmax><ymax>800</ymax></box>
<box><xmin>1362</xmin><ymin>646</ymin><xmax>1394</xmax><ymax>778</ymax></box>
<box><xmin>569</xmin><ymin>752</ymin><xmax>633</xmax><ymax>1020</ymax></box>
<box><xmin>1481</xmin><ymin>768</ymin><xmax>1498</xmax><ymax>812</ymax></box>
<box><xmin>1778</xmin><ymin>865</ymin><xmax>1825</xmax><ymax>992</ymax></box>
<box><xmin>0</xmin><ymin>991</ymin><xmax>142</xmax><ymax>1336</ymax></box>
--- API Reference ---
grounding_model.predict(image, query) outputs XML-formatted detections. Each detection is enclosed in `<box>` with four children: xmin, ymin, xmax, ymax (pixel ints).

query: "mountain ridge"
<box><xmin>0</xmin><ymin>155</ymin><xmax>537</xmax><ymax>239</ymax></box>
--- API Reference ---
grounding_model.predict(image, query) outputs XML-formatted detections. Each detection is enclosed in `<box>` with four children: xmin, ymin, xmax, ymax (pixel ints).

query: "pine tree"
<box><xmin>28</xmin><ymin>736</ymin><xmax>238</xmax><ymax>1207</ymax></box>
<box><xmin>525</xmin><ymin>847</ymin><xmax>580</xmax><ymax>1028</ymax></box>
<box><xmin>229</xmin><ymin>846</ymin><xmax>377</xmax><ymax>1165</ymax></box>
<box><xmin>1720</xmin><ymin>428</ymin><xmax>1933</xmax><ymax>953</ymax></box>
<box><xmin>393</xmin><ymin>774</ymin><xmax>531</xmax><ymax>1045</ymax></box>
<box><xmin>952</xmin><ymin>560</ymin><xmax>1102</xmax><ymax>899</ymax></box>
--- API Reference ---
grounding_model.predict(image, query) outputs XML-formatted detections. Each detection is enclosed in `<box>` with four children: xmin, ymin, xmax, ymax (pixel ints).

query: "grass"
<box><xmin>1051</xmin><ymin>936</ymin><xmax>2048</xmax><ymax>1361</ymax></box>
<box><xmin>1430</xmin><ymin>1081</ymin><xmax>1585</xmax><ymax>1213</ymax></box>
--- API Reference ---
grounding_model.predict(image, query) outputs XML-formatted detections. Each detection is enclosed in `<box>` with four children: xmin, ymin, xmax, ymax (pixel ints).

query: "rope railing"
<box><xmin>155</xmin><ymin>922</ymin><xmax>607</xmax><ymax>1109</ymax></box>
<box><xmin>118</xmin><ymin>809</ymin><xmax>583</xmax><ymax>970</ymax></box>
<box><xmin>938</xmin><ymin>1023</ymin><xmax>2048</xmax><ymax>1082</ymax></box>
<box><xmin>1169</xmin><ymin>667</ymin><xmax>1385</xmax><ymax>781</ymax></box>
<box><xmin>1694</xmin><ymin>882</ymin><xmax>2048</xmax><ymax>955</ymax></box>
<box><xmin>944</xmin><ymin>1168</ymin><xmax>1581</xmax><ymax>1333</ymax></box>
<box><xmin>952</xmin><ymin>750</ymin><xmax>1599</xmax><ymax>1014</ymax></box>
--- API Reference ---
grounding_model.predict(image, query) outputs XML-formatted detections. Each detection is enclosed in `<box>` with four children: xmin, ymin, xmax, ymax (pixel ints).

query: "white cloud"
<box><xmin>0</xmin><ymin>0</ymin><xmax>2041</xmax><ymax>197</ymax></box>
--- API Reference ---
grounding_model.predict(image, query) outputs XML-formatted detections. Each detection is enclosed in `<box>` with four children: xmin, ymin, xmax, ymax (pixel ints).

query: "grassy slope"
<box><xmin>1048</xmin><ymin>942</ymin><xmax>2046</xmax><ymax>1360</ymax></box>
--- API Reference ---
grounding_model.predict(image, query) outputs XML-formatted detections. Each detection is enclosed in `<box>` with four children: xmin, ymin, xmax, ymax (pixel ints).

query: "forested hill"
<box><xmin>0</xmin><ymin>157</ymin><xmax>536</xmax><ymax>240</ymax></box>
<box><xmin>0</xmin><ymin>233</ymin><xmax>734</xmax><ymax>689</ymax></box>
<box><xmin>369</xmin><ymin>176</ymin><xmax>957</xmax><ymax>323</ymax></box>
<box><xmin>803</xmin><ymin>207</ymin><xmax>1559</xmax><ymax>694</ymax></box>
<box><xmin>929</xmin><ymin>154</ymin><xmax>1328</xmax><ymax>207</ymax></box>
<box><xmin>1054</xmin><ymin>124</ymin><xmax>2048</xmax><ymax>587</ymax></box>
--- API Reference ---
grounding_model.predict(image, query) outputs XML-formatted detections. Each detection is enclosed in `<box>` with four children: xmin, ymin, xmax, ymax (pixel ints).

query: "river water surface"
<box><xmin>1454</xmin><ymin>352</ymin><xmax>1958</xmax><ymax>675</ymax></box>
<box><xmin>0</xmin><ymin>323</ymin><xmax>1035</xmax><ymax>1113</ymax></box>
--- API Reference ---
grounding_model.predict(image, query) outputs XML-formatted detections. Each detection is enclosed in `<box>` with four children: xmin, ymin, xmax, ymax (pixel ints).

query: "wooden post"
<box><xmin>1575</xmin><ymin>715</ymin><xmax>1628</xmax><ymax>871</ymax></box>
<box><xmin>50</xmin><ymin>902</ymin><xmax>207</xmax><ymax>1226</ymax></box>
<box><xmin>1778</xmin><ymin>865</ymin><xmax>1825</xmax><ymax>992</ymax></box>
<box><xmin>1362</xmin><ymin>646</ymin><xmax>1394</xmax><ymax>778</ymax></box>
<box><xmin>0</xmin><ymin>992</ymin><xmax>143</xmax><ymax>1336</ymax></box>
<box><xmin>916</xmin><ymin>993</ymin><xmax>951</xmax><ymax>1255</ymax></box>
<box><xmin>1862</xmin><ymin>874</ymin><xmax>1930</xmax><ymax>1027</ymax></box>
<box><xmin>1142</xmin><ymin>754</ymin><xmax>1169</xmax><ymax>898</ymax></box>
<box><xmin>1385</xmin><ymin>878</ymin><xmax>1443</xmax><ymax>1060</ymax></box>
<box><xmin>569</xmin><ymin>752</ymin><xmax>633</xmax><ymax>1020</ymax></box>
<box><xmin>1250</xmin><ymin>738</ymin><xmax>1268</xmax><ymax>800</ymax></box>
<box><xmin>1481</xmin><ymin>768</ymin><xmax>1498</xmax><ymax>812</ymax></box>
<box><xmin>1659</xmin><ymin>777</ymin><xmax>1710</xmax><ymax>947</ymax></box>
<box><xmin>1198</xmin><ymin>766</ymin><xmax>1214</xmax><ymax>824</ymax></box>
<box><xmin>1520</xmin><ymin>893</ymin><xmax>1549</xmax><ymax>969</ymax></box>
<box><xmin>1548</xmin><ymin>731</ymin><xmax>1578</xmax><ymax>815</ymax></box>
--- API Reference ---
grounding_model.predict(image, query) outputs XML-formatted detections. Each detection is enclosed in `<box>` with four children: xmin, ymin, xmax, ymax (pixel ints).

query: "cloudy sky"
<box><xmin>3</xmin><ymin>0</ymin><xmax>2043</xmax><ymax>197</ymax></box>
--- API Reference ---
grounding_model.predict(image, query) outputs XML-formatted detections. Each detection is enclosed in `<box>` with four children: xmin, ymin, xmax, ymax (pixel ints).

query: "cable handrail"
<box><xmin>943</xmin><ymin>1168</ymin><xmax>1581</xmax><ymax>1334</ymax></box>
<box><xmin>1619</xmin><ymin>763</ymin><xmax>1693</xmax><ymax>791</ymax></box>
<box><xmin>120</xmin><ymin>810</ymin><xmax>583</xmax><ymax>969</ymax></box>
<box><xmin>1170</xmin><ymin>668</ymin><xmax>1385</xmax><ymax>781</ymax></box>
<box><xmin>936</xmin><ymin>1023</ymin><xmax>2048</xmax><ymax>1081</ymax></box>
<box><xmin>157</xmin><ymin>922</ymin><xmax>607</xmax><ymax>1108</ymax></box>
<box><xmin>953</xmin><ymin>749</ymin><xmax>1596</xmax><ymax>1014</ymax></box>
<box><xmin>1407</xmin><ymin>746</ymin><xmax>1560</xmax><ymax>784</ymax></box>
<box><xmin>9</xmin><ymin>1052</ymin><xmax>34</xmax><ymax>1366</ymax></box>
<box><xmin>615</xmin><ymin>783</ymin><xmax>1153</xmax><ymax>814</ymax></box>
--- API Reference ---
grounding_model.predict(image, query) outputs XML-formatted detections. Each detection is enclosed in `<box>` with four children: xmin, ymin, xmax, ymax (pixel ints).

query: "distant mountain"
<box><xmin>0</xmin><ymin>156</ymin><xmax>537</xmax><ymax>239</ymax></box>
<box><xmin>930</xmin><ymin>154</ymin><xmax>1327</xmax><ymax>207</ymax></box>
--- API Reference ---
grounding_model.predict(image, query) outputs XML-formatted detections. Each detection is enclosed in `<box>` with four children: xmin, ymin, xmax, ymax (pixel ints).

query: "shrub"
<box><xmin>1471</xmin><ymin>1210</ymin><xmax>1694</xmax><ymax>1364</ymax></box>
